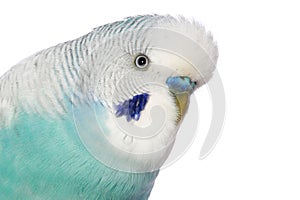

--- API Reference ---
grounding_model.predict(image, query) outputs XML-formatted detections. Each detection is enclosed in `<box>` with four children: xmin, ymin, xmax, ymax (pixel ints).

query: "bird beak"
<box><xmin>166</xmin><ymin>76</ymin><xmax>196</xmax><ymax>122</ymax></box>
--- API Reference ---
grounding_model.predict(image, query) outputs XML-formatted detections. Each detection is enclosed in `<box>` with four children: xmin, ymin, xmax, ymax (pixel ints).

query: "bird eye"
<box><xmin>134</xmin><ymin>54</ymin><xmax>149</xmax><ymax>69</ymax></box>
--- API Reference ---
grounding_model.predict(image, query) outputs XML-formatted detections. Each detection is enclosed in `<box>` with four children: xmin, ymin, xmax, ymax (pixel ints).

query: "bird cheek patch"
<box><xmin>115</xmin><ymin>93</ymin><xmax>149</xmax><ymax>121</ymax></box>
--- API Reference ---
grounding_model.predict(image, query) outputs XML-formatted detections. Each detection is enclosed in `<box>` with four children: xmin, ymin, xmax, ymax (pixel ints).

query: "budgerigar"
<box><xmin>0</xmin><ymin>15</ymin><xmax>218</xmax><ymax>199</ymax></box>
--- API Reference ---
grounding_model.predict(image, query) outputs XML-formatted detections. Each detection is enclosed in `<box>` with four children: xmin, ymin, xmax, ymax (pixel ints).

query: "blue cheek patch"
<box><xmin>166</xmin><ymin>76</ymin><xmax>196</xmax><ymax>93</ymax></box>
<box><xmin>115</xmin><ymin>93</ymin><xmax>149</xmax><ymax>121</ymax></box>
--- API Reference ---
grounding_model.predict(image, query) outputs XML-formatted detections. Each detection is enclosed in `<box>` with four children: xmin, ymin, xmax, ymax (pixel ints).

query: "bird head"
<box><xmin>78</xmin><ymin>15</ymin><xmax>218</xmax><ymax>172</ymax></box>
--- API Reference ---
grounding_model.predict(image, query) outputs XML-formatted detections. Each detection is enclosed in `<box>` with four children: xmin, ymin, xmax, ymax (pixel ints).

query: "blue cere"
<box><xmin>166</xmin><ymin>76</ymin><xmax>197</xmax><ymax>93</ymax></box>
<box><xmin>115</xmin><ymin>93</ymin><xmax>149</xmax><ymax>121</ymax></box>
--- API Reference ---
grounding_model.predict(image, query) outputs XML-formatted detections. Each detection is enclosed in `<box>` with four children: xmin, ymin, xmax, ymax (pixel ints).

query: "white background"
<box><xmin>1</xmin><ymin>0</ymin><xmax>300</xmax><ymax>199</ymax></box>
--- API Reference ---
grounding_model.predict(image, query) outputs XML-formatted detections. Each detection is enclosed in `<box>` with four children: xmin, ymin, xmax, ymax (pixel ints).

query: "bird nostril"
<box><xmin>166</xmin><ymin>76</ymin><xmax>197</xmax><ymax>93</ymax></box>
<box><xmin>191</xmin><ymin>81</ymin><xmax>197</xmax><ymax>89</ymax></box>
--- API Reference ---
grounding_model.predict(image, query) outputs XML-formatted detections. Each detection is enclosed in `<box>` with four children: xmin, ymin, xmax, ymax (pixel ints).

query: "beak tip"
<box><xmin>174</xmin><ymin>92</ymin><xmax>190</xmax><ymax>123</ymax></box>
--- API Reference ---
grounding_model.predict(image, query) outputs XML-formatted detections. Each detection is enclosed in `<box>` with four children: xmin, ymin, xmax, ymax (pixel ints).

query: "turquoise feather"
<box><xmin>0</xmin><ymin>103</ymin><xmax>158</xmax><ymax>199</ymax></box>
